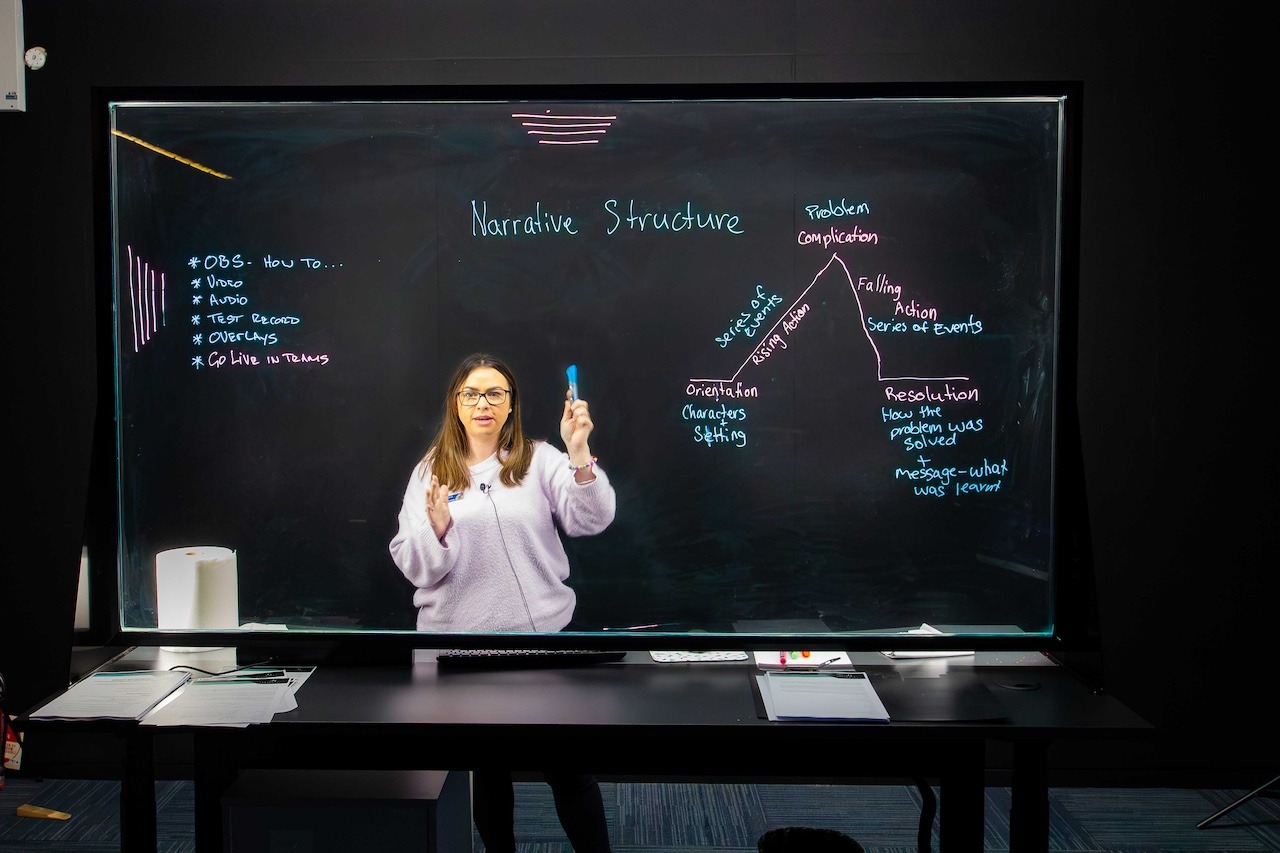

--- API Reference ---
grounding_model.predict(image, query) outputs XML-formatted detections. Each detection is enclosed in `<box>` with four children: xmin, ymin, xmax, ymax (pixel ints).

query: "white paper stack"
<box><xmin>140</xmin><ymin>666</ymin><xmax>315</xmax><ymax>726</ymax></box>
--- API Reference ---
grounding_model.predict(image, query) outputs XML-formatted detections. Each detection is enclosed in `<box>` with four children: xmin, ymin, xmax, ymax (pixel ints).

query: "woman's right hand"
<box><xmin>425</xmin><ymin>474</ymin><xmax>452</xmax><ymax>540</ymax></box>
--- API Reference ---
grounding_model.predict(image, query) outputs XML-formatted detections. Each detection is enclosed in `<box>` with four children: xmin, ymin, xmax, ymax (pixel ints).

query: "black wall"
<box><xmin>1</xmin><ymin>1</ymin><xmax>1264</xmax><ymax>781</ymax></box>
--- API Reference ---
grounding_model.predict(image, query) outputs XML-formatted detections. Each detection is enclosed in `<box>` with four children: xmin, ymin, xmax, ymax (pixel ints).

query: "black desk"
<box><xmin>19</xmin><ymin>649</ymin><xmax>1150</xmax><ymax>853</ymax></box>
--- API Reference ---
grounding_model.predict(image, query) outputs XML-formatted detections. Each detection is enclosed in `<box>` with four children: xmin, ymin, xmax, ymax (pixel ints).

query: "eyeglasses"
<box><xmin>457</xmin><ymin>388</ymin><xmax>510</xmax><ymax>406</ymax></box>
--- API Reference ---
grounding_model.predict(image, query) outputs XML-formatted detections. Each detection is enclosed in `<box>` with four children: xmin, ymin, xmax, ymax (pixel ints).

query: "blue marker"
<box><xmin>566</xmin><ymin>364</ymin><xmax>578</xmax><ymax>402</ymax></box>
<box><xmin>447</xmin><ymin>492</ymin><xmax>463</xmax><ymax>502</ymax></box>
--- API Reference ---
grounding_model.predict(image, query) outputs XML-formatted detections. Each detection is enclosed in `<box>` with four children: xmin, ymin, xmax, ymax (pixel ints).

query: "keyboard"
<box><xmin>434</xmin><ymin>648</ymin><xmax>627</xmax><ymax>669</ymax></box>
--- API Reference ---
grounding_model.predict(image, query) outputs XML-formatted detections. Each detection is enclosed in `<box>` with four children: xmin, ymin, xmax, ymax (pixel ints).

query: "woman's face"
<box><xmin>456</xmin><ymin>366</ymin><xmax>511</xmax><ymax>447</ymax></box>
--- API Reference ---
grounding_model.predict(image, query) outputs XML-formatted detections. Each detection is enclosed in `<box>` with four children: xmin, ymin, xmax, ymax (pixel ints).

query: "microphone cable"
<box><xmin>479</xmin><ymin>482</ymin><xmax>539</xmax><ymax>632</ymax></box>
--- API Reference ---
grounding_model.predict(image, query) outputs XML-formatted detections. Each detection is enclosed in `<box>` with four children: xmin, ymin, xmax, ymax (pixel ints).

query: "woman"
<box><xmin>389</xmin><ymin>352</ymin><xmax>616</xmax><ymax>853</ymax></box>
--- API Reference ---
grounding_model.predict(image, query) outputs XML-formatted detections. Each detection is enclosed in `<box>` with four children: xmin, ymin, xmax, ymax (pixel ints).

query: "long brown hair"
<box><xmin>419</xmin><ymin>353</ymin><xmax>533</xmax><ymax>489</ymax></box>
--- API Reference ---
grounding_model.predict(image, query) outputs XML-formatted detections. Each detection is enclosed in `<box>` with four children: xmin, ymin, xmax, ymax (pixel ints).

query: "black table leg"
<box><xmin>121</xmin><ymin>728</ymin><xmax>156</xmax><ymax>853</ymax></box>
<box><xmin>938</xmin><ymin>740</ymin><xmax>985</xmax><ymax>851</ymax></box>
<box><xmin>1010</xmin><ymin>740</ymin><xmax>1049</xmax><ymax>853</ymax></box>
<box><xmin>194</xmin><ymin>731</ymin><xmax>238</xmax><ymax>853</ymax></box>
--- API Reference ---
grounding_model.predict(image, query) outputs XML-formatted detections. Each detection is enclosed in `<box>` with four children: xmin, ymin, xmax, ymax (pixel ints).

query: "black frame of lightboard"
<box><xmin>82</xmin><ymin>80</ymin><xmax>1091</xmax><ymax>661</ymax></box>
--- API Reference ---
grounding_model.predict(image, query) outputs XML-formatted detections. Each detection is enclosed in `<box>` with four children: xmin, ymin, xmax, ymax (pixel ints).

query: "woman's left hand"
<box><xmin>561</xmin><ymin>393</ymin><xmax>594</xmax><ymax>462</ymax></box>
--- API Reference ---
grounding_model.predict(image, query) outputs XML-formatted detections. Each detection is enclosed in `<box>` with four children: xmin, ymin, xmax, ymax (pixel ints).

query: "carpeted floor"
<box><xmin>1</xmin><ymin>777</ymin><xmax>1278</xmax><ymax>852</ymax></box>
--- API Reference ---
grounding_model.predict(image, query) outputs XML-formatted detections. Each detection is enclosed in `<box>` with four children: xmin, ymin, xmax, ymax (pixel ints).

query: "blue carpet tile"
<box><xmin>1</xmin><ymin>777</ymin><xmax>1277</xmax><ymax>852</ymax></box>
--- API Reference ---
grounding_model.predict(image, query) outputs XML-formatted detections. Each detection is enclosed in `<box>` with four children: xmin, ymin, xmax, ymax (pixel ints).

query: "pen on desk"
<box><xmin>199</xmin><ymin>677</ymin><xmax>293</xmax><ymax>685</ymax></box>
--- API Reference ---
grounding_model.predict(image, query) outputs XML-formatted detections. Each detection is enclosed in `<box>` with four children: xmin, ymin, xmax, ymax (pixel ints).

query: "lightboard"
<box><xmin>98</xmin><ymin>84</ymin><xmax>1080</xmax><ymax>651</ymax></box>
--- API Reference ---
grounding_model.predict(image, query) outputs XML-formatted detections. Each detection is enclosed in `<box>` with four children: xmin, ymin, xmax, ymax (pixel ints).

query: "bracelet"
<box><xmin>568</xmin><ymin>456</ymin><xmax>598</xmax><ymax>472</ymax></box>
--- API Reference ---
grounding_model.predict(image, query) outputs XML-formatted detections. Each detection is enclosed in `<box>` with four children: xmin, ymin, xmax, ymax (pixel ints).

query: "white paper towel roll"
<box><xmin>155</xmin><ymin>546</ymin><xmax>240</xmax><ymax>630</ymax></box>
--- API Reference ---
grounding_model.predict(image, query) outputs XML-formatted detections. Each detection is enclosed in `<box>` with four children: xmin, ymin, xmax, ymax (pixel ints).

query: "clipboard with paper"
<box><xmin>755</xmin><ymin>671</ymin><xmax>890</xmax><ymax>722</ymax></box>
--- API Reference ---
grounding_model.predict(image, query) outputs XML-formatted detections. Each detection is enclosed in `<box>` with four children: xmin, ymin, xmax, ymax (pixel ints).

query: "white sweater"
<box><xmin>389</xmin><ymin>441</ymin><xmax>616</xmax><ymax>633</ymax></box>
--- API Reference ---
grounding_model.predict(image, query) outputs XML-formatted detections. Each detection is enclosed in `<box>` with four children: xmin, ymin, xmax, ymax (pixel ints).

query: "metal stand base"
<box><xmin>1197</xmin><ymin>774</ymin><xmax>1280</xmax><ymax>829</ymax></box>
